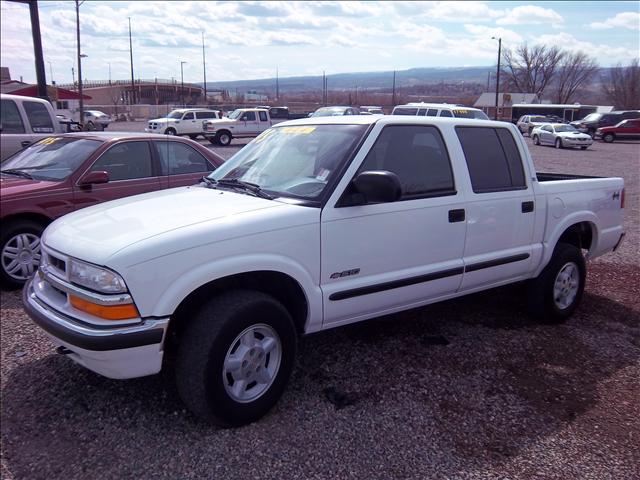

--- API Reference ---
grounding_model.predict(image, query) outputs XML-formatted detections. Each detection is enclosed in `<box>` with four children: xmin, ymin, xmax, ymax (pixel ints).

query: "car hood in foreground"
<box><xmin>43</xmin><ymin>185</ymin><xmax>315</xmax><ymax>267</ymax></box>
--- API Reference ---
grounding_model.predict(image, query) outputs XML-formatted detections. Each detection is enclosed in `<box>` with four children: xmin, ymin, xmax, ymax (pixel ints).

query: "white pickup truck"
<box><xmin>145</xmin><ymin>108</ymin><xmax>223</xmax><ymax>139</ymax></box>
<box><xmin>23</xmin><ymin>116</ymin><xmax>625</xmax><ymax>427</ymax></box>
<box><xmin>202</xmin><ymin>108</ymin><xmax>272</xmax><ymax>145</ymax></box>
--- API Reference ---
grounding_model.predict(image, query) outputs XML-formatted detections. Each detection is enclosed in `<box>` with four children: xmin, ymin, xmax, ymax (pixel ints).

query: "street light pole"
<box><xmin>492</xmin><ymin>36</ymin><xmax>502</xmax><ymax>121</ymax></box>
<box><xmin>201</xmin><ymin>32</ymin><xmax>207</xmax><ymax>103</ymax></box>
<box><xmin>180</xmin><ymin>61</ymin><xmax>187</xmax><ymax>107</ymax></box>
<box><xmin>75</xmin><ymin>0</ymin><xmax>84</xmax><ymax>125</ymax></box>
<box><xmin>128</xmin><ymin>17</ymin><xmax>135</xmax><ymax>105</ymax></box>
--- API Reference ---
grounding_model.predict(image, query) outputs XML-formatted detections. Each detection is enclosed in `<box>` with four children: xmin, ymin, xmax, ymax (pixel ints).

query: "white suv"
<box><xmin>392</xmin><ymin>103</ymin><xmax>488</xmax><ymax>119</ymax></box>
<box><xmin>146</xmin><ymin>109</ymin><xmax>222</xmax><ymax>139</ymax></box>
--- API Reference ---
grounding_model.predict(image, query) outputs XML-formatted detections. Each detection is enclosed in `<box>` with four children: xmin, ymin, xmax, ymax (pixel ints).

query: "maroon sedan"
<box><xmin>0</xmin><ymin>132</ymin><xmax>224</xmax><ymax>288</ymax></box>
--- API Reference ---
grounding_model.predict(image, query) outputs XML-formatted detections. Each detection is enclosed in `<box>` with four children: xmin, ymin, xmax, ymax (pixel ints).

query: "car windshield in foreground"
<box><xmin>167</xmin><ymin>111</ymin><xmax>183</xmax><ymax>119</ymax></box>
<box><xmin>554</xmin><ymin>125</ymin><xmax>578</xmax><ymax>133</ymax></box>
<box><xmin>452</xmin><ymin>109</ymin><xmax>488</xmax><ymax>119</ymax></box>
<box><xmin>1</xmin><ymin>137</ymin><xmax>101</xmax><ymax>181</ymax></box>
<box><xmin>208</xmin><ymin>124</ymin><xmax>368</xmax><ymax>200</ymax></box>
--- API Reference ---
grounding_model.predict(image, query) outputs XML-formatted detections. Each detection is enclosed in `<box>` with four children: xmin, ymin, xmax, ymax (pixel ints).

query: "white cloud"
<box><xmin>590</xmin><ymin>12</ymin><xmax>640</xmax><ymax>30</ymax></box>
<box><xmin>535</xmin><ymin>32</ymin><xmax>639</xmax><ymax>66</ymax></box>
<box><xmin>464</xmin><ymin>24</ymin><xmax>523</xmax><ymax>45</ymax></box>
<box><xmin>497</xmin><ymin>5</ymin><xmax>564</xmax><ymax>26</ymax></box>
<box><xmin>393</xmin><ymin>1</ymin><xmax>503</xmax><ymax>22</ymax></box>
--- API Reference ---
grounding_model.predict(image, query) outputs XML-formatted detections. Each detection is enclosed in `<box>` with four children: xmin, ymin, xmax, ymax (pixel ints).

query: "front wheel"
<box><xmin>526</xmin><ymin>243</ymin><xmax>586</xmax><ymax>323</ymax></box>
<box><xmin>532</xmin><ymin>135</ymin><xmax>540</xmax><ymax>145</ymax></box>
<box><xmin>527</xmin><ymin>127</ymin><xmax>533</xmax><ymax>137</ymax></box>
<box><xmin>175</xmin><ymin>290</ymin><xmax>297</xmax><ymax>427</ymax></box>
<box><xmin>0</xmin><ymin>220</ymin><xmax>44</xmax><ymax>289</ymax></box>
<box><xmin>164</xmin><ymin>128</ymin><xmax>177</xmax><ymax>136</ymax></box>
<box><xmin>555</xmin><ymin>138</ymin><xmax>563</xmax><ymax>149</ymax></box>
<box><xmin>603</xmin><ymin>133</ymin><xmax>615</xmax><ymax>143</ymax></box>
<box><xmin>215</xmin><ymin>131</ymin><xmax>232</xmax><ymax>146</ymax></box>
<box><xmin>580</xmin><ymin>146</ymin><xmax>588</xmax><ymax>150</ymax></box>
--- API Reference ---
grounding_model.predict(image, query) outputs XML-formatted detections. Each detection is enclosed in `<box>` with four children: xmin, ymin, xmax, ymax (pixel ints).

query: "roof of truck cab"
<box><xmin>274</xmin><ymin>115</ymin><xmax>516</xmax><ymax>128</ymax></box>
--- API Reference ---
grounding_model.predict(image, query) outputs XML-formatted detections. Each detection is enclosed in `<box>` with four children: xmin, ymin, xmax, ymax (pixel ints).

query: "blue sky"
<box><xmin>1</xmin><ymin>1</ymin><xmax>638</xmax><ymax>84</ymax></box>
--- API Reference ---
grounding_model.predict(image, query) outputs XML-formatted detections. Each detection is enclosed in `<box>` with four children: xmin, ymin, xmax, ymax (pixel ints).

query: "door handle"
<box><xmin>448</xmin><ymin>209</ymin><xmax>465</xmax><ymax>223</ymax></box>
<box><xmin>21</xmin><ymin>140</ymin><xmax>31</xmax><ymax>148</ymax></box>
<box><xmin>522</xmin><ymin>201</ymin><xmax>534</xmax><ymax>213</ymax></box>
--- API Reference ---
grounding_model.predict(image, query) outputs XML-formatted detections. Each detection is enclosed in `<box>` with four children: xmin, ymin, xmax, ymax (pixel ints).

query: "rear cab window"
<box><xmin>392</xmin><ymin>107</ymin><xmax>418</xmax><ymax>116</ymax></box>
<box><xmin>23</xmin><ymin>101</ymin><xmax>55</xmax><ymax>133</ymax></box>
<box><xmin>0</xmin><ymin>99</ymin><xmax>25</xmax><ymax>133</ymax></box>
<box><xmin>456</xmin><ymin>126</ymin><xmax>526</xmax><ymax>193</ymax></box>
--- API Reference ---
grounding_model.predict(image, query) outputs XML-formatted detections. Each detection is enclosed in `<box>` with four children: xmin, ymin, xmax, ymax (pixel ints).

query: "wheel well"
<box><xmin>217</xmin><ymin>129</ymin><xmax>232</xmax><ymax>137</ymax></box>
<box><xmin>1</xmin><ymin>213</ymin><xmax>51</xmax><ymax>232</ymax></box>
<box><xmin>557</xmin><ymin>222</ymin><xmax>593</xmax><ymax>252</ymax></box>
<box><xmin>165</xmin><ymin>271</ymin><xmax>308</xmax><ymax>354</ymax></box>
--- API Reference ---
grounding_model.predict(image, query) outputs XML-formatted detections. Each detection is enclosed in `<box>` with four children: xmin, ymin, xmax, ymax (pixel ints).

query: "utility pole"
<box><xmin>180</xmin><ymin>61</ymin><xmax>187</xmax><ymax>107</ymax></box>
<box><xmin>128</xmin><ymin>17</ymin><xmax>135</xmax><ymax>105</ymax></box>
<box><xmin>202</xmin><ymin>31</ymin><xmax>207</xmax><ymax>103</ymax></box>
<box><xmin>492</xmin><ymin>36</ymin><xmax>502</xmax><ymax>120</ymax></box>
<box><xmin>392</xmin><ymin>70</ymin><xmax>396</xmax><ymax>106</ymax></box>
<box><xmin>108</xmin><ymin>62</ymin><xmax>111</xmax><ymax>85</ymax></box>
<box><xmin>76</xmin><ymin>0</ymin><xmax>84</xmax><ymax>123</ymax></box>
<box><xmin>276</xmin><ymin>66</ymin><xmax>279</xmax><ymax>101</ymax></box>
<box><xmin>7</xmin><ymin>0</ymin><xmax>50</xmax><ymax>100</ymax></box>
<box><xmin>71</xmin><ymin>67</ymin><xmax>75</xmax><ymax>89</ymax></box>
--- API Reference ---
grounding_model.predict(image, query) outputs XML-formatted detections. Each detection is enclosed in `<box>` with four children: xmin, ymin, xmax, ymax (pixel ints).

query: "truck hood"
<box><xmin>204</xmin><ymin>118</ymin><xmax>236</xmax><ymax>125</ymax></box>
<box><xmin>149</xmin><ymin>118</ymin><xmax>176</xmax><ymax>124</ymax></box>
<box><xmin>0</xmin><ymin>176</ymin><xmax>62</xmax><ymax>199</ymax></box>
<box><xmin>44</xmin><ymin>185</ymin><xmax>289</xmax><ymax>265</ymax></box>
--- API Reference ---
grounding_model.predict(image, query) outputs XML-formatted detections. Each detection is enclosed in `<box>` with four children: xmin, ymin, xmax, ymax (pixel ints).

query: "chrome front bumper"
<box><xmin>23</xmin><ymin>276</ymin><xmax>169</xmax><ymax>379</ymax></box>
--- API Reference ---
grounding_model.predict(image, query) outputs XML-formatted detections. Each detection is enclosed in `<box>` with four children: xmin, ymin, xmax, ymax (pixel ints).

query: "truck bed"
<box><xmin>537</xmin><ymin>172</ymin><xmax>601</xmax><ymax>181</ymax></box>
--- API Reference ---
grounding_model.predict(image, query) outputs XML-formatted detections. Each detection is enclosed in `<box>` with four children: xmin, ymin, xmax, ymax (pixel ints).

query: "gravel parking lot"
<box><xmin>1</xmin><ymin>125</ymin><xmax>638</xmax><ymax>480</ymax></box>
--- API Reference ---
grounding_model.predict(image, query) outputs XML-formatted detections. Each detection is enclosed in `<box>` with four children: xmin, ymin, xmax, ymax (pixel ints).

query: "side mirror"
<box><xmin>78</xmin><ymin>170</ymin><xmax>109</xmax><ymax>186</ymax></box>
<box><xmin>350</xmin><ymin>170</ymin><xmax>401</xmax><ymax>205</ymax></box>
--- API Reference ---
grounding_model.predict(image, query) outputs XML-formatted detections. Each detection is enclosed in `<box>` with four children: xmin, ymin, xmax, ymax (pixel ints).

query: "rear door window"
<box><xmin>456</xmin><ymin>127</ymin><xmax>526</xmax><ymax>193</ymax></box>
<box><xmin>0</xmin><ymin>99</ymin><xmax>25</xmax><ymax>133</ymax></box>
<box><xmin>195</xmin><ymin>112</ymin><xmax>218</xmax><ymax>120</ymax></box>
<box><xmin>155</xmin><ymin>141</ymin><xmax>213</xmax><ymax>175</ymax></box>
<box><xmin>439</xmin><ymin>110</ymin><xmax>453</xmax><ymax>118</ymax></box>
<box><xmin>23</xmin><ymin>101</ymin><xmax>55</xmax><ymax>133</ymax></box>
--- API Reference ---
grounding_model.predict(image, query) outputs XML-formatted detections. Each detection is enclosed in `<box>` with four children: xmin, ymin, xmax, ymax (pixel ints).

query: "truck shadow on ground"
<box><xmin>2</xmin><ymin>286</ymin><xmax>639</xmax><ymax>479</ymax></box>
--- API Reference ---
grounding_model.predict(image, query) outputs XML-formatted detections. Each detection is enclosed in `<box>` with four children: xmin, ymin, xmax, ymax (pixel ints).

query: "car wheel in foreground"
<box><xmin>533</xmin><ymin>135</ymin><xmax>540</xmax><ymax>145</ymax></box>
<box><xmin>0</xmin><ymin>220</ymin><xmax>44</xmax><ymax>289</ymax></box>
<box><xmin>603</xmin><ymin>133</ymin><xmax>615</xmax><ymax>143</ymax></box>
<box><xmin>555</xmin><ymin>138</ymin><xmax>563</xmax><ymax>149</ymax></box>
<box><xmin>175</xmin><ymin>290</ymin><xmax>297</xmax><ymax>427</ymax></box>
<box><xmin>526</xmin><ymin>242</ymin><xmax>586</xmax><ymax>323</ymax></box>
<box><xmin>215</xmin><ymin>131</ymin><xmax>232</xmax><ymax>146</ymax></box>
<box><xmin>164</xmin><ymin>128</ymin><xmax>177</xmax><ymax>136</ymax></box>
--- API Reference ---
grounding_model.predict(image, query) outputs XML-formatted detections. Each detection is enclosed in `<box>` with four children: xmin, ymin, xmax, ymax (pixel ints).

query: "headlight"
<box><xmin>69</xmin><ymin>258</ymin><xmax>127</xmax><ymax>293</ymax></box>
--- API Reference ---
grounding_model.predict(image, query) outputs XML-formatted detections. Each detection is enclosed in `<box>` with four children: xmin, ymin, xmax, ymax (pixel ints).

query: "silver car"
<box><xmin>531</xmin><ymin>123</ymin><xmax>593</xmax><ymax>150</ymax></box>
<box><xmin>516</xmin><ymin>115</ymin><xmax>554</xmax><ymax>136</ymax></box>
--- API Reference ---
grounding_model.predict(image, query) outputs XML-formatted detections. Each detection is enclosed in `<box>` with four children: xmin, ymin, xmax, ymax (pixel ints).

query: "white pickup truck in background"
<box><xmin>145</xmin><ymin>108</ymin><xmax>223</xmax><ymax>139</ymax></box>
<box><xmin>202</xmin><ymin>108</ymin><xmax>272</xmax><ymax>145</ymax></box>
<box><xmin>23</xmin><ymin>115</ymin><xmax>624</xmax><ymax>427</ymax></box>
<box><xmin>1</xmin><ymin>93</ymin><xmax>64</xmax><ymax>161</ymax></box>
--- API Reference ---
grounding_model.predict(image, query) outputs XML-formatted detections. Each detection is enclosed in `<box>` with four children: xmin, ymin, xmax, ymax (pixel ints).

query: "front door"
<box><xmin>321</xmin><ymin>124</ymin><xmax>467</xmax><ymax>328</ymax></box>
<box><xmin>73</xmin><ymin>140</ymin><xmax>163</xmax><ymax>209</ymax></box>
<box><xmin>239</xmin><ymin>111</ymin><xmax>260</xmax><ymax>135</ymax></box>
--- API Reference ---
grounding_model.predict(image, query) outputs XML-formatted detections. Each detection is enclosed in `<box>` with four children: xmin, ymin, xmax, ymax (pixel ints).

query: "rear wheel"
<box><xmin>175</xmin><ymin>290</ymin><xmax>297</xmax><ymax>427</ymax></box>
<box><xmin>603</xmin><ymin>133</ymin><xmax>615</xmax><ymax>143</ymax></box>
<box><xmin>0</xmin><ymin>220</ymin><xmax>45</xmax><ymax>289</ymax></box>
<box><xmin>555</xmin><ymin>138</ymin><xmax>563</xmax><ymax>149</ymax></box>
<box><xmin>532</xmin><ymin>135</ymin><xmax>540</xmax><ymax>145</ymax></box>
<box><xmin>526</xmin><ymin>243</ymin><xmax>586</xmax><ymax>323</ymax></box>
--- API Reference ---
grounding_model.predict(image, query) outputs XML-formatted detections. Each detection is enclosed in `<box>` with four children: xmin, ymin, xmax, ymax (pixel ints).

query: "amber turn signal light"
<box><xmin>69</xmin><ymin>295</ymin><xmax>139</xmax><ymax>320</ymax></box>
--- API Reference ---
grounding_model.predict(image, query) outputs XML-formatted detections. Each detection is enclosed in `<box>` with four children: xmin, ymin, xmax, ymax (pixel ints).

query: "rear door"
<box><xmin>153</xmin><ymin>140</ymin><xmax>218</xmax><ymax>188</ymax></box>
<box><xmin>455</xmin><ymin>126</ymin><xmax>535</xmax><ymax>291</ymax></box>
<box><xmin>73</xmin><ymin>140</ymin><xmax>163</xmax><ymax>209</ymax></box>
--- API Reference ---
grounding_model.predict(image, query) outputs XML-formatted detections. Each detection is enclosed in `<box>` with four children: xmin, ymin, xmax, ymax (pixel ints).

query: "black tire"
<box><xmin>580</xmin><ymin>146</ymin><xmax>588</xmax><ymax>150</ymax></box>
<box><xmin>207</xmin><ymin>136</ymin><xmax>218</xmax><ymax>145</ymax></box>
<box><xmin>526</xmin><ymin>243</ymin><xmax>586</xmax><ymax>323</ymax></box>
<box><xmin>603</xmin><ymin>133</ymin><xmax>615</xmax><ymax>143</ymax></box>
<box><xmin>175</xmin><ymin>290</ymin><xmax>297</xmax><ymax>427</ymax></box>
<box><xmin>164</xmin><ymin>128</ymin><xmax>177</xmax><ymax>136</ymax></box>
<box><xmin>0</xmin><ymin>219</ymin><xmax>45</xmax><ymax>289</ymax></box>
<box><xmin>532</xmin><ymin>135</ymin><xmax>540</xmax><ymax>145</ymax></box>
<box><xmin>85</xmin><ymin>121</ymin><xmax>95</xmax><ymax>131</ymax></box>
<box><xmin>555</xmin><ymin>138</ymin><xmax>563</xmax><ymax>149</ymax></box>
<box><xmin>588</xmin><ymin>129</ymin><xmax>596</xmax><ymax>138</ymax></box>
<box><xmin>527</xmin><ymin>126</ymin><xmax>533</xmax><ymax>137</ymax></box>
<box><xmin>188</xmin><ymin>134</ymin><xmax>199</xmax><ymax>140</ymax></box>
<box><xmin>215</xmin><ymin>130</ymin><xmax>232</xmax><ymax>146</ymax></box>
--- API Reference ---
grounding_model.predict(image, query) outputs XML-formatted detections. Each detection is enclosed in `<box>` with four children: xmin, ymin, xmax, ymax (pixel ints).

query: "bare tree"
<box><xmin>602</xmin><ymin>59</ymin><xmax>640</xmax><ymax>109</ymax></box>
<box><xmin>502</xmin><ymin>44</ymin><xmax>565</xmax><ymax>97</ymax></box>
<box><xmin>553</xmin><ymin>51</ymin><xmax>599</xmax><ymax>104</ymax></box>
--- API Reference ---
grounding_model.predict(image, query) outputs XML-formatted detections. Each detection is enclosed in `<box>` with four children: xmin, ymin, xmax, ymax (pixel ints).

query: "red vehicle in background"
<box><xmin>0</xmin><ymin>132</ymin><xmax>224</xmax><ymax>288</ymax></box>
<box><xmin>595</xmin><ymin>119</ymin><xmax>640</xmax><ymax>143</ymax></box>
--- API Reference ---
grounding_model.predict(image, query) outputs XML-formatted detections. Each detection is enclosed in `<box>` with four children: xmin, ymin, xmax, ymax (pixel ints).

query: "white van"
<box><xmin>392</xmin><ymin>102</ymin><xmax>488</xmax><ymax>120</ymax></box>
<box><xmin>1</xmin><ymin>93</ymin><xmax>64</xmax><ymax>161</ymax></box>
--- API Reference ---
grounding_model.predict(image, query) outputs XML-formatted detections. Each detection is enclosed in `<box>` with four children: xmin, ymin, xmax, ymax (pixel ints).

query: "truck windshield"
<box><xmin>209</xmin><ymin>124</ymin><xmax>368</xmax><ymax>200</ymax></box>
<box><xmin>0</xmin><ymin>137</ymin><xmax>101</xmax><ymax>181</ymax></box>
<box><xmin>227</xmin><ymin>110</ymin><xmax>243</xmax><ymax>120</ymax></box>
<box><xmin>167</xmin><ymin>111</ymin><xmax>183</xmax><ymax>119</ymax></box>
